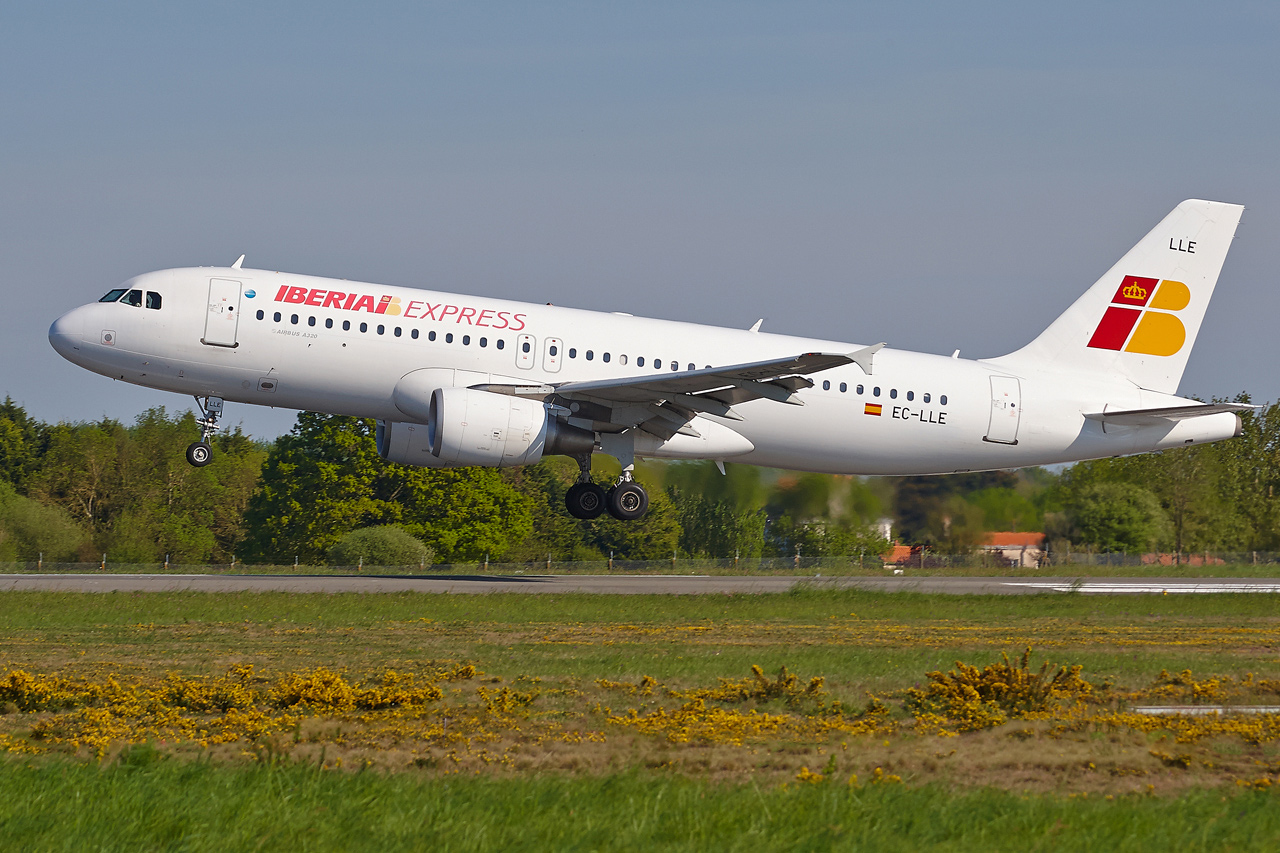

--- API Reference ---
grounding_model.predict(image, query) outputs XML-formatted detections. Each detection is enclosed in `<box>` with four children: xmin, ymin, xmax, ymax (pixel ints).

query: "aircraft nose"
<box><xmin>48</xmin><ymin>306</ymin><xmax>86</xmax><ymax>359</ymax></box>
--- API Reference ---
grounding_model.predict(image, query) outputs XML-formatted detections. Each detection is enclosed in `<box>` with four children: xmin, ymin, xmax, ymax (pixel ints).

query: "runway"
<box><xmin>4</xmin><ymin>574</ymin><xmax>1280</xmax><ymax>595</ymax></box>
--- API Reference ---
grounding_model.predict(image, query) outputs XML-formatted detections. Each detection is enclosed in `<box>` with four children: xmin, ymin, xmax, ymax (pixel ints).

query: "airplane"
<box><xmin>49</xmin><ymin>199</ymin><xmax>1250</xmax><ymax>521</ymax></box>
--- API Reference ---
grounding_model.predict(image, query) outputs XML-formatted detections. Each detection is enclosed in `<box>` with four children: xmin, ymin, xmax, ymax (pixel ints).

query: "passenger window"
<box><xmin>941</xmin><ymin>395</ymin><xmax>948</xmax><ymax>406</ymax></box>
<box><xmin>145</xmin><ymin>292</ymin><xmax>162</xmax><ymax>309</ymax></box>
<box><xmin>308</xmin><ymin>316</ymin><xmax>316</xmax><ymax>327</ymax></box>
<box><xmin>496</xmin><ymin>339</ymin><xmax>504</xmax><ymax>350</ymax></box>
<box><xmin>840</xmin><ymin>382</ymin><xmax>847</xmax><ymax>392</ymax></box>
<box><xmin>123</xmin><ymin>290</ymin><xmax>143</xmax><ymax>307</ymax></box>
<box><xmin>360</xmin><ymin>322</ymin><xmax>368</xmax><ymax>333</ymax></box>
<box><xmin>480</xmin><ymin>337</ymin><xmax>487</xmax><ymax>347</ymax></box>
<box><xmin>99</xmin><ymin>289</ymin><xmax>127</xmax><ymax>303</ymax></box>
<box><xmin>291</xmin><ymin>314</ymin><xmax>299</xmax><ymax>325</ymax></box>
<box><xmin>586</xmin><ymin>350</ymin><xmax>594</xmax><ymax>361</ymax></box>
<box><xmin>873</xmin><ymin>387</ymin><xmax>881</xmax><ymax>397</ymax></box>
<box><xmin>394</xmin><ymin>327</ymin><xmax>401</xmax><ymax>337</ymax></box>
<box><xmin>274</xmin><ymin>312</ymin><xmax>282</xmax><ymax>322</ymax></box>
<box><xmin>688</xmin><ymin>363</ymin><xmax>695</xmax><ymax>371</ymax></box>
<box><xmin>377</xmin><ymin>325</ymin><xmax>385</xmax><ymax>335</ymax></box>
<box><xmin>411</xmin><ymin>329</ymin><xmax>419</xmax><ymax>339</ymax></box>
<box><xmin>445</xmin><ymin>333</ymin><xmax>453</xmax><ymax>343</ymax></box>
<box><xmin>619</xmin><ymin>355</ymin><xmax>628</xmax><ymax>365</ymax></box>
<box><xmin>256</xmin><ymin>310</ymin><xmax>264</xmax><ymax>320</ymax></box>
<box><xmin>343</xmin><ymin>320</ymin><xmax>351</xmax><ymax>331</ymax></box>
<box><xmin>549</xmin><ymin>344</ymin><xmax>557</xmax><ymax>356</ymax></box>
<box><xmin>654</xmin><ymin>360</ymin><xmax>663</xmax><ymax>370</ymax></box>
<box><xmin>637</xmin><ymin>357</ymin><xmax>645</xmax><ymax>367</ymax></box>
<box><xmin>522</xmin><ymin>341</ymin><xmax>530</xmax><ymax>353</ymax></box>
<box><xmin>857</xmin><ymin>385</ymin><xmax>864</xmax><ymax>394</ymax></box>
<box><xmin>568</xmin><ymin>348</ymin><xmax>576</xmax><ymax>358</ymax></box>
<box><xmin>428</xmin><ymin>330</ymin><xmax>436</xmax><ymax>341</ymax></box>
<box><xmin>906</xmin><ymin>391</ymin><xmax>914</xmax><ymax>401</ymax></box>
<box><xmin>671</xmin><ymin>363</ymin><xmax>678</xmax><ymax>371</ymax></box>
<box><xmin>924</xmin><ymin>393</ymin><xmax>931</xmax><ymax>403</ymax></box>
<box><xmin>823</xmin><ymin>380</ymin><xmax>831</xmax><ymax>390</ymax></box>
<box><xmin>603</xmin><ymin>353</ymin><xmax>611</xmax><ymax>363</ymax></box>
<box><xmin>462</xmin><ymin>335</ymin><xmax>470</xmax><ymax>345</ymax></box>
<box><xmin>326</xmin><ymin>318</ymin><xmax>333</xmax><ymax>329</ymax></box>
<box><xmin>890</xmin><ymin>389</ymin><xmax>897</xmax><ymax>399</ymax></box>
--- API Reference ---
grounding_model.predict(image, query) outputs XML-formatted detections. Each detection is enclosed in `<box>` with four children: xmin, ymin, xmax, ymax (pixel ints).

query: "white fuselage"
<box><xmin>48</xmin><ymin>266</ymin><xmax>1238</xmax><ymax>475</ymax></box>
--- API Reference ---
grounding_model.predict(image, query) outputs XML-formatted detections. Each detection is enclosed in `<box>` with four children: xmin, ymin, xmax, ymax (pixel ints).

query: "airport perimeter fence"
<box><xmin>9</xmin><ymin>552</ymin><xmax>1280</xmax><ymax>576</ymax></box>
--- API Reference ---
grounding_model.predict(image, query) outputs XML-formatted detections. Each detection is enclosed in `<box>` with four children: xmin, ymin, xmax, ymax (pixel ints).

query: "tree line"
<box><xmin>2</xmin><ymin>394</ymin><xmax>1278</xmax><ymax>564</ymax></box>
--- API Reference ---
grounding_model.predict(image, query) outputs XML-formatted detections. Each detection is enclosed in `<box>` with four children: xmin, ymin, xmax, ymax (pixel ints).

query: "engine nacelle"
<box><xmin>377</xmin><ymin>388</ymin><xmax>594</xmax><ymax>468</ymax></box>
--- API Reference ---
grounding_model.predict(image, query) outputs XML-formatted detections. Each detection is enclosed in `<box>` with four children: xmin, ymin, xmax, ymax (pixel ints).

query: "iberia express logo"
<box><xmin>1086</xmin><ymin>276</ymin><xmax>1189</xmax><ymax>357</ymax></box>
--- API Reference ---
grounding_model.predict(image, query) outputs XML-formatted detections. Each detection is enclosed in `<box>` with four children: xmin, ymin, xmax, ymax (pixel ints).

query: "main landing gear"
<box><xmin>185</xmin><ymin>396</ymin><xmax>223</xmax><ymax>468</ymax></box>
<box><xmin>564</xmin><ymin>455</ymin><xmax>649</xmax><ymax>521</ymax></box>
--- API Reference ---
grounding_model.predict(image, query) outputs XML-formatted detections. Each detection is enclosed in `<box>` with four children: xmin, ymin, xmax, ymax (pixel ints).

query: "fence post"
<box><xmin>357</xmin><ymin>556</ymin><xmax>363</xmax><ymax>573</ymax></box>
<box><xmin>484</xmin><ymin>552</ymin><xmax>489</xmax><ymax>572</ymax></box>
<box><xmin>608</xmin><ymin>551</ymin><xmax>614</xmax><ymax>571</ymax></box>
<box><xmin>547</xmin><ymin>553</ymin><xmax>552</xmax><ymax>572</ymax></box>
<box><xmin>672</xmin><ymin>549</ymin><xmax>677</xmax><ymax>571</ymax></box>
<box><xmin>101</xmin><ymin>553</ymin><xmax>106</xmax><ymax>572</ymax></box>
<box><xmin>38</xmin><ymin>552</ymin><xmax>43</xmax><ymax>571</ymax></box>
<box><xmin>734</xmin><ymin>549</ymin><xmax>739</xmax><ymax>571</ymax></box>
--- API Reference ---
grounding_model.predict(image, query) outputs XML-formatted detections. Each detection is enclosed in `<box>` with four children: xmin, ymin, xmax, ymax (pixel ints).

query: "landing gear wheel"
<box><xmin>565</xmin><ymin>483</ymin><xmax>607</xmax><ymax>519</ymax></box>
<box><xmin>607</xmin><ymin>481</ymin><xmax>649</xmax><ymax>521</ymax></box>
<box><xmin>186</xmin><ymin>441</ymin><xmax>213</xmax><ymax>467</ymax></box>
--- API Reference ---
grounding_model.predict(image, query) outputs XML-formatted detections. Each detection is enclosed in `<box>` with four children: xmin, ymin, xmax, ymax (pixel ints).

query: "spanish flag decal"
<box><xmin>864</xmin><ymin>403</ymin><xmax>883</xmax><ymax>416</ymax></box>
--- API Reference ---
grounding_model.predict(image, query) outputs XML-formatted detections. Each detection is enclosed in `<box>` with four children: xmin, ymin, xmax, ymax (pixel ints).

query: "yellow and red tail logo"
<box><xmin>1087</xmin><ymin>275</ymin><xmax>1190</xmax><ymax>356</ymax></box>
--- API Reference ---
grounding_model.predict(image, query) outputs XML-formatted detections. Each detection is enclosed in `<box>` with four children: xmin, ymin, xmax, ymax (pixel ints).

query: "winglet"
<box><xmin>231</xmin><ymin>254</ymin><xmax>245</xmax><ymax>270</ymax></box>
<box><xmin>848</xmin><ymin>342</ymin><xmax>887</xmax><ymax>375</ymax></box>
<box><xmin>749</xmin><ymin>319</ymin><xmax>764</xmax><ymax>333</ymax></box>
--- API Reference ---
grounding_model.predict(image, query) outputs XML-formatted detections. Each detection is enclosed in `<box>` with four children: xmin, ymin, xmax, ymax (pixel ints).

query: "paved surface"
<box><xmin>4</xmin><ymin>574</ymin><xmax>1280</xmax><ymax>595</ymax></box>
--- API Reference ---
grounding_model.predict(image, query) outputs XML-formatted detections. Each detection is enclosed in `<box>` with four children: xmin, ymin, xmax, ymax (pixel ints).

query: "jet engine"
<box><xmin>377</xmin><ymin>387</ymin><xmax>594</xmax><ymax>468</ymax></box>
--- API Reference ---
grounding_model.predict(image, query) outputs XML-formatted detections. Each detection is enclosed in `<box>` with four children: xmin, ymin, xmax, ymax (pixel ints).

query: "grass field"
<box><xmin>2</xmin><ymin>588</ymin><xmax>1280</xmax><ymax>850</ymax></box>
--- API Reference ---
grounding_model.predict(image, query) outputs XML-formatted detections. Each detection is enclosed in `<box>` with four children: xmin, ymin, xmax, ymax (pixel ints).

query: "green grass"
<box><xmin>3</xmin><ymin>586</ymin><xmax>1280</xmax><ymax>629</ymax></box>
<box><xmin>0</xmin><ymin>758</ymin><xmax>1276</xmax><ymax>853</ymax></box>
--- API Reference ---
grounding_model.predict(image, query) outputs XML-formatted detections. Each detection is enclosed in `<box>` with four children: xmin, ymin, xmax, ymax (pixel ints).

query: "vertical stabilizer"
<box><xmin>994</xmin><ymin>199</ymin><xmax>1243</xmax><ymax>394</ymax></box>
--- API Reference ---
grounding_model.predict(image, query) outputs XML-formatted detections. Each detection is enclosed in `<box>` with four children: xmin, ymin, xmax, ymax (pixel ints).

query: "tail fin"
<box><xmin>994</xmin><ymin>199</ymin><xmax>1243</xmax><ymax>394</ymax></box>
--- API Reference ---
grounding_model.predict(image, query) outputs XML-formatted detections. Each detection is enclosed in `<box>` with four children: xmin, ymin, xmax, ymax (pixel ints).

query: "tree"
<box><xmin>0</xmin><ymin>480</ymin><xmax>85</xmax><ymax>561</ymax></box>
<box><xmin>241</xmin><ymin>413</ymin><xmax>535</xmax><ymax>563</ymax></box>
<box><xmin>1065</xmin><ymin>482</ymin><xmax>1168</xmax><ymax>554</ymax></box>
<box><xmin>0</xmin><ymin>398</ymin><xmax>44</xmax><ymax>492</ymax></box>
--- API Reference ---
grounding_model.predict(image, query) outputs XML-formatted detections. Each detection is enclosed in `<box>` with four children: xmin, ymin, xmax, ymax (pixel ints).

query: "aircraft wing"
<box><xmin>476</xmin><ymin>345</ymin><xmax>885</xmax><ymax>440</ymax></box>
<box><xmin>1083</xmin><ymin>402</ymin><xmax>1257</xmax><ymax>426</ymax></box>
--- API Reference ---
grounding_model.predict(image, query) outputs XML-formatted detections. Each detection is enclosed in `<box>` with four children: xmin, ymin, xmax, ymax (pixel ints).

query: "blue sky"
<box><xmin>4</xmin><ymin>2</ymin><xmax>1278</xmax><ymax>439</ymax></box>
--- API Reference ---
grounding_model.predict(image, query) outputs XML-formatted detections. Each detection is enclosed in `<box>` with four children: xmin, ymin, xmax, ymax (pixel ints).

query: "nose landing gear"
<box><xmin>563</xmin><ymin>454</ymin><xmax>649</xmax><ymax>521</ymax></box>
<box><xmin>185</xmin><ymin>396</ymin><xmax>223</xmax><ymax>468</ymax></box>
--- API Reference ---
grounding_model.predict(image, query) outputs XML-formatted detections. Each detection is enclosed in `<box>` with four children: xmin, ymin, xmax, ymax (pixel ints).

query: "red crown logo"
<box><xmin>1122</xmin><ymin>281</ymin><xmax>1147</xmax><ymax>300</ymax></box>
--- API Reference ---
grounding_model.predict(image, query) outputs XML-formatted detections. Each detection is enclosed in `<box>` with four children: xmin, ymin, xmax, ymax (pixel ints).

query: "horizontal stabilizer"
<box><xmin>1083</xmin><ymin>402</ymin><xmax>1256</xmax><ymax>426</ymax></box>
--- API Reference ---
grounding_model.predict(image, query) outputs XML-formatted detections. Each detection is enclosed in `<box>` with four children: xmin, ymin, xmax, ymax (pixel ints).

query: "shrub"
<box><xmin>326</xmin><ymin>526</ymin><xmax>432</xmax><ymax>567</ymax></box>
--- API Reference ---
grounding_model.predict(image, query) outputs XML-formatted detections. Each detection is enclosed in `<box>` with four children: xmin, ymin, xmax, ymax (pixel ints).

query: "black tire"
<box><xmin>606</xmin><ymin>482</ymin><xmax>649</xmax><ymax>521</ymax></box>
<box><xmin>186</xmin><ymin>441</ymin><xmax>213</xmax><ymax>467</ymax></box>
<box><xmin>565</xmin><ymin>483</ymin><xmax>607</xmax><ymax>519</ymax></box>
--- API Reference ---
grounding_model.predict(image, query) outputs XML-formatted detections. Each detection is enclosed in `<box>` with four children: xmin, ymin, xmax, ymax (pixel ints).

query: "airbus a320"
<box><xmin>49</xmin><ymin>199</ymin><xmax>1249</xmax><ymax>521</ymax></box>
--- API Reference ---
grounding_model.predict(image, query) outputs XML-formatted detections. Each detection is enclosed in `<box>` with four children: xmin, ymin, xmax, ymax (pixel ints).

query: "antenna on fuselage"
<box><xmin>231</xmin><ymin>254</ymin><xmax>245</xmax><ymax>270</ymax></box>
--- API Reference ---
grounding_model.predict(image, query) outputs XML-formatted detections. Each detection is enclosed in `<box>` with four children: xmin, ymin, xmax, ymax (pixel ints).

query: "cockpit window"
<box><xmin>145</xmin><ymin>292</ymin><xmax>162</xmax><ymax>310</ymax></box>
<box><xmin>122</xmin><ymin>289</ymin><xmax>143</xmax><ymax>307</ymax></box>
<box><xmin>99</xmin><ymin>288</ymin><xmax>127</xmax><ymax>303</ymax></box>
